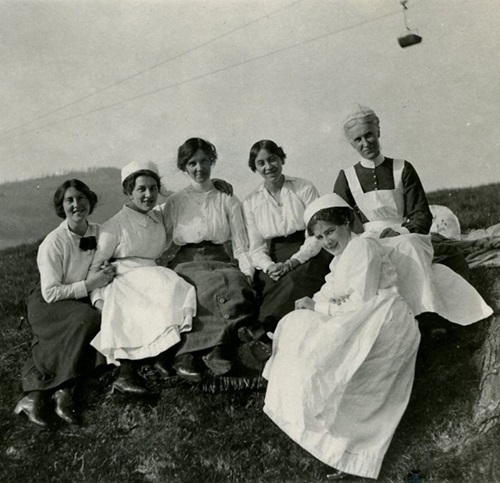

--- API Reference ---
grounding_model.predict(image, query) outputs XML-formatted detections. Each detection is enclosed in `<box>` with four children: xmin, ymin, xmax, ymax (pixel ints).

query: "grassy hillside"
<box><xmin>1</xmin><ymin>183</ymin><xmax>499</xmax><ymax>482</ymax></box>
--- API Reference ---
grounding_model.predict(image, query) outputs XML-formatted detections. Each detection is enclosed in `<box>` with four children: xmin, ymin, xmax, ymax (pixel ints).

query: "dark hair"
<box><xmin>307</xmin><ymin>207</ymin><xmax>354</xmax><ymax>236</ymax></box>
<box><xmin>248</xmin><ymin>139</ymin><xmax>286</xmax><ymax>172</ymax></box>
<box><xmin>53</xmin><ymin>179</ymin><xmax>98</xmax><ymax>219</ymax></box>
<box><xmin>122</xmin><ymin>170</ymin><xmax>161</xmax><ymax>196</ymax></box>
<box><xmin>177</xmin><ymin>138</ymin><xmax>217</xmax><ymax>172</ymax></box>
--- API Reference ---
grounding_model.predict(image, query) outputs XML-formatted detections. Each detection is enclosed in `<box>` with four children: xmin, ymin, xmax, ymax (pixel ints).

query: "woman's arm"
<box><xmin>242</xmin><ymin>201</ymin><xmax>274</xmax><ymax>272</ymax></box>
<box><xmin>37</xmin><ymin>237</ymin><xmax>89</xmax><ymax>303</ymax></box>
<box><xmin>226</xmin><ymin>196</ymin><xmax>254</xmax><ymax>279</ymax></box>
<box><xmin>89</xmin><ymin>225</ymin><xmax>120</xmax><ymax>306</ymax></box>
<box><xmin>314</xmin><ymin>238</ymin><xmax>382</xmax><ymax>316</ymax></box>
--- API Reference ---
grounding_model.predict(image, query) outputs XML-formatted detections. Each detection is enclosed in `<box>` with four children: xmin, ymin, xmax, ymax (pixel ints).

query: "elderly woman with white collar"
<box><xmin>262</xmin><ymin>193</ymin><xmax>421</xmax><ymax>481</ymax></box>
<box><xmin>89</xmin><ymin>161</ymin><xmax>197</xmax><ymax>394</ymax></box>
<box><xmin>334</xmin><ymin>104</ymin><xmax>471</xmax><ymax>280</ymax></box>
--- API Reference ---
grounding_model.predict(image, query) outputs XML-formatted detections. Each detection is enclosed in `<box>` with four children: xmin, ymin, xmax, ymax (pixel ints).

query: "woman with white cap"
<box><xmin>89</xmin><ymin>161</ymin><xmax>197</xmax><ymax>394</ymax></box>
<box><xmin>263</xmin><ymin>193</ymin><xmax>421</xmax><ymax>480</ymax></box>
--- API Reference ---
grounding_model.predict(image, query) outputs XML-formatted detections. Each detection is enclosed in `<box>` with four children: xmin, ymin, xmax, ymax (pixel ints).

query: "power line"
<box><xmin>0</xmin><ymin>0</ymin><xmax>304</xmax><ymax>140</ymax></box>
<box><xmin>1</xmin><ymin>7</ymin><xmax>404</xmax><ymax>142</ymax></box>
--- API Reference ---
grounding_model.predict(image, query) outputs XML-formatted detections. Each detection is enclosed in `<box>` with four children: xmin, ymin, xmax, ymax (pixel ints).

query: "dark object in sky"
<box><xmin>398</xmin><ymin>0</ymin><xmax>422</xmax><ymax>49</ymax></box>
<box><xmin>398</xmin><ymin>32</ymin><xmax>423</xmax><ymax>48</ymax></box>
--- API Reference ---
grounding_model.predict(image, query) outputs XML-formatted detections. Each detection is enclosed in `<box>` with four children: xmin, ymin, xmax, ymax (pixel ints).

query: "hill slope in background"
<box><xmin>2</xmin><ymin>168</ymin><xmax>500</xmax><ymax>252</ymax></box>
<box><xmin>0</xmin><ymin>168</ymin><xmax>171</xmax><ymax>250</ymax></box>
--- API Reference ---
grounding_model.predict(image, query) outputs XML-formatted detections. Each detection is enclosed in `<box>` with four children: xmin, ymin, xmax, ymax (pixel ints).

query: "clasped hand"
<box><xmin>295</xmin><ymin>296</ymin><xmax>316</xmax><ymax>311</ymax></box>
<box><xmin>85</xmin><ymin>261</ymin><xmax>116</xmax><ymax>291</ymax></box>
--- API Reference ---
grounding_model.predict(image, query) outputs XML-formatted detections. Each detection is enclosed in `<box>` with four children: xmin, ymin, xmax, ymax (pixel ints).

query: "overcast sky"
<box><xmin>0</xmin><ymin>0</ymin><xmax>498</xmax><ymax>198</ymax></box>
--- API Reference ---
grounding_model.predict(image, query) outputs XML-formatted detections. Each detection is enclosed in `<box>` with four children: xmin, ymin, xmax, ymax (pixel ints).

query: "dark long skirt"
<box><xmin>169</xmin><ymin>243</ymin><xmax>257</xmax><ymax>355</ymax></box>
<box><xmin>255</xmin><ymin>231</ymin><xmax>333</xmax><ymax>331</ymax></box>
<box><xmin>431</xmin><ymin>233</ymin><xmax>471</xmax><ymax>281</ymax></box>
<box><xmin>22</xmin><ymin>286</ymin><xmax>102</xmax><ymax>392</ymax></box>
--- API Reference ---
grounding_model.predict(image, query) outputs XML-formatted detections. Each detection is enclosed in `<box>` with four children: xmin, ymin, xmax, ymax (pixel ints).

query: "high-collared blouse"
<box><xmin>37</xmin><ymin>220</ymin><xmax>99</xmax><ymax>303</ymax></box>
<box><xmin>160</xmin><ymin>184</ymin><xmax>254</xmax><ymax>278</ymax></box>
<box><xmin>242</xmin><ymin>175</ymin><xmax>322</xmax><ymax>272</ymax></box>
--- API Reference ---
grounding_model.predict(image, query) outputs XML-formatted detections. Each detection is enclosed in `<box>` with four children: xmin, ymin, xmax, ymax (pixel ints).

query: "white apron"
<box><xmin>344</xmin><ymin>161</ymin><xmax>492</xmax><ymax>325</ymax></box>
<box><xmin>344</xmin><ymin>159</ymin><xmax>406</xmax><ymax>234</ymax></box>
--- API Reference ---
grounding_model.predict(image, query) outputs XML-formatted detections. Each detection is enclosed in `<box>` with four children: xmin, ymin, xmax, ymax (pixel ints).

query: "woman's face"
<box><xmin>312</xmin><ymin>219</ymin><xmax>351</xmax><ymax>256</ymax></box>
<box><xmin>63</xmin><ymin>187</ymin><xmax>90</xmax><ymax>225</ymax></box>
<box><xmin>254</xmin><ymin>148</ymin><xmax>284</xmax><ymax>183</ymax></box>
<box><xmin>128</xmin><ymin>175</ymin><xmax>159</xmax><ymax>213</ymax></box>
<box><xmin>185</xmin><ymin>149</ymin><xmax>213</xmax><ymax>184</ymax></box>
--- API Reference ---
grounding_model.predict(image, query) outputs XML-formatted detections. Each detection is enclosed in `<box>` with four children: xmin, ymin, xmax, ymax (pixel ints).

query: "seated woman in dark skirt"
<box><xmin>15</xmin><ymin>179</ymin><xmax>114</xmax><ymax>427</ymax></box>
<box><xmin>160</xmin><ymin>138</ymin><xmax>257</xmax><ymax>382</ymax></box>
<box><xmin>242</xmin><ymin>140</ymin><xmax>332</xmax><ymax>336</ymax></box>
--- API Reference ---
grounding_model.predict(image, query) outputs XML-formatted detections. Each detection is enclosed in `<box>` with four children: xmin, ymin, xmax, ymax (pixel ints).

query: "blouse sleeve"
<box><xmin>290</xmin><ymin>180</ymin><xmax>322</xmax><ymax>264</ymax></box>
<box><xmin>401</xmin><ymin>161</ymin><xmax>433</xmax><ymax>235</ymax></box>
<box><xmin>333</xmin><ymin>170</ymin><xmax>365</xmax><ymax>234</ymax></box>
<box><xmin>37</xmin><ymin>238</ymin><xmax>88</xmax><ymax>303</ymax></box>
<box><xmin>314</xmin><ymin>237</ymin><xmax>382</xmax><ymax>316</ymax></box>
<box><xmin>226</xmin><ymin>195</ymin><xmax>254</xmax><ymax>278</ymax></box>
<box><xmin>243</xmin><ymin>200</ymin><xmax>274</xmax><ymax>272</ymax></box>
<box><xmin>89</xmin><ymin>223</ymin><xmax>120</xmax><ymax>305</ymax></box>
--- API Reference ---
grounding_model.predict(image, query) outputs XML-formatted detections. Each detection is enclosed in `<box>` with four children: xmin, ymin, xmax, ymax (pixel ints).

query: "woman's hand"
<box><xmin>212</xmin><ymin>178</ymin><xmax>233</xmax><ymax>196</ymax></box>
<box><xmin>379</xmin><ymin>228</ymin><xmax>400</xmax><ymax>238</ymax></box>
<box><xmin>295</xmin><ymin>296</ymin><xmax>316</xmax><ymax>311</ymax></box>
<box><xmin>85</xmin><ymin>265</ymin><xmax>114</xmax><ymax>291</ymax></box>
<box><xmin>267</xmin><ymin>263</ymin><xmax>288</xmax><ymax>281</ymax></box>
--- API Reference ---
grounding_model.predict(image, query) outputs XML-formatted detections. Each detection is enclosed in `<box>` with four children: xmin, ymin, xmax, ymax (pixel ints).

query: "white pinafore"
<box><xmin>343</xmin><ymin>160</ymin><xmax>492</xmax><ymax>325</ymax></box>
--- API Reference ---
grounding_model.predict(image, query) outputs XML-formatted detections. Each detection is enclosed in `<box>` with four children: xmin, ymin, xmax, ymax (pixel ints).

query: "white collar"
<box><xmin>360</xmin><ymin>152</ymin><xmax>385</xmax><ymax>169</ymax></box>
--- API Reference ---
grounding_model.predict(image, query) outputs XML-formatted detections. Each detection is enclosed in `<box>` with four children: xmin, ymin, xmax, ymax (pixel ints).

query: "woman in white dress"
<box><xmin>16</xmin><ymin>179</ymin><xmax>114</xmax><ymax>427</ymax></box>
<box><xmin>242</xmin><ymin>140</ymin><xmax>332</xmax><ymax>338</ymax></box>
<box><xmin>89</xmin><ymin>161</ymin><xmax>197</xmax><ymax>394</ymax></box>
<box><xmin>161</xmin><ymin>138</ymin><xmax>257</xmax><ymax>381</ymax></box>
<box><xmin>263</xmin><ymin>193</ymin><xmax>421</xmax><ymax>480</ymax></box>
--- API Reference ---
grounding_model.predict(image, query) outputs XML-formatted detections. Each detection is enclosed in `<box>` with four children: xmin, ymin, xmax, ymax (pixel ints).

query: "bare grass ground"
<box><xmin>1</xmin><ymin>185</ymin><xmax>500</xmax><ymax>482</ymax></box>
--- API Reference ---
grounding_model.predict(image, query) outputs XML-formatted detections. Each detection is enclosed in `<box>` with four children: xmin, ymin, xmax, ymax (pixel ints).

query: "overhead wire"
<box><xmin>0</xmin><ymin>0</ymin><xmax>304</xmax><ymax>140</ymax></box>
<box><xmin>1</xmin><ymin>5</ymin><xmax>416</xmax><ymax>142</ymax></box>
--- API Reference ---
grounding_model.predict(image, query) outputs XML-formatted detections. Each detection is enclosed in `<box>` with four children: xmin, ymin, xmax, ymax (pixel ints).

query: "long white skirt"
<box><xmin>374</xmin><ymin>234</ymin><xmax>492</xmax><ymax>324</ymax></box>
<box><xmin>91</xmin><ymin>259</ymin><xmax>196</xmax><ymax>365</ymax></box>
<box><xmin>263</xmin><ymin>290</ymin><xmax>420</xmax><ymax>479</ymax></box>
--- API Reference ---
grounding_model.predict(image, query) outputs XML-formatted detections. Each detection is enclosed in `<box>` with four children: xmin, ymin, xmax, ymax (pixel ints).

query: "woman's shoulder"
<box><xmin>38</xmin><ymin>221</ymin><xmax>69</xmax><ymax>255</ymax></box>
<box><xmin>243</xmin><ymin>183</ymin><xmax>265</xmax><ymax>205</ymax></box>
<box><xmin>285</xmin><ymin>176</ymin><xmax>318</xmax><ymax>191</ymax></box>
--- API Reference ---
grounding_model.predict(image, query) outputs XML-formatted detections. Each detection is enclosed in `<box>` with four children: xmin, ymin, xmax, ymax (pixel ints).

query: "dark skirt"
<box><xmin>255</xmin><ymin>231</ymin><xmax>332</xmax><ymax>330</ymax></box>
<box><xmin>22</xmin><ymin>285</ymin><xmax>102</xmax><ymax>392</ymax></box>
<box><xmin>169</xmin><ymin>243</ymin><xmax>257</xmax><ymax>354</ymax></box>
<box><xmin>431</xmin><ymin>233</ymin><xmax>471</xmax><ymax>281</ymax></box>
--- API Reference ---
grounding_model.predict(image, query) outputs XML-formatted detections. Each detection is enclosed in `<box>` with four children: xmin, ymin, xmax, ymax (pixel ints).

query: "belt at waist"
<box><xmin>182</xmin><ymin>241</ymin><xmax>222</xmax><ymax>249</ymax></box>
<box><xmin>270</xmin><ymin>230</ymin><xmax>305</xmax><ymax>245</ymax></box>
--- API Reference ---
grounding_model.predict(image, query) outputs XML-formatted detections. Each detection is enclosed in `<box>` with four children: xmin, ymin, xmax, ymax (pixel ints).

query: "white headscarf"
<box><xmin>342</xmin><ymin>104</ymin><xmax>380</xmax><ymax>134</ymax></box>
<box><xmin>304</xmin><ymin>193</ymin><xmax>351</xmax><ymax>227</ymax></box>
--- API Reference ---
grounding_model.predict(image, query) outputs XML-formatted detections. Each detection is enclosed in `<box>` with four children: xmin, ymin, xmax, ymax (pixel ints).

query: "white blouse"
<box><xmin>37</xmin><ymin>220</ymin><xmax>99</xmax><ymax>303</ymax></box>
<box><xmin>242</xmin><ymin>176</ymin><xmax>323</xmax><ymax>272</ymax></box>
<box><xmin>160</xmin><ymin>184</ymin><xmax>254</xmax><ymax>278</ymax></box>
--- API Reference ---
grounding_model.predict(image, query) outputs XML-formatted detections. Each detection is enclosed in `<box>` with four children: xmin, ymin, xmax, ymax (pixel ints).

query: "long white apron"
<box><xmin>263</xmin><ymin>289</ymin><xmax>420</xmax><ymax>479</ymax></box>
<box><xmin>344</xmin><ymin>162</ymin><xmax>492</xmax><ymax>325</ymax></box>
<box><xmin>91</xmin><ymin>258</ymin><xmax>196</xmax><ymax>365</ymax></box>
